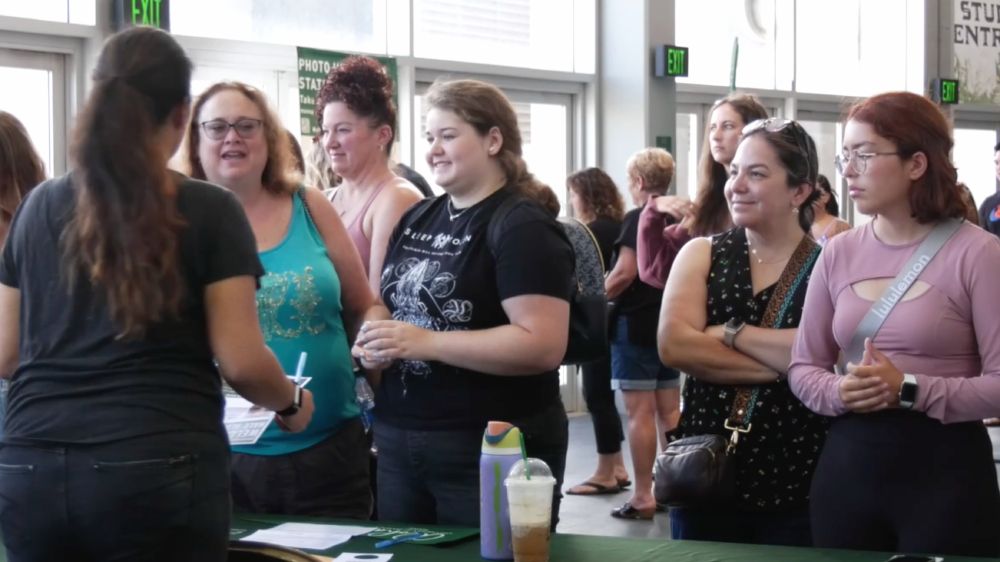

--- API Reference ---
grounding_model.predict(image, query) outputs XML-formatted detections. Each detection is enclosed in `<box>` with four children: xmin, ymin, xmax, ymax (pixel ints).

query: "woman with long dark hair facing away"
<box><xmin>564</xmin><ymin>168</ymin><xmax>631</xmax><ymax>496</ymax></box>
<box><xmin>659</xmin><ymin>118</ymin><xmax>828</xmax><ymax>545</ymax></box>
<box><xmin>186</xmin><ymin>81</ymin><xmax>374</xmax><ymax>518</ymax></box>
<box><xmin>790</xmin><ymin>92</ymin><xmax>1000</xmax><ymax>557</ymax></box>
<box><xmin>353</xmin><ymin>79</ymin><xmax>573</xmax><ymax>527</ymax></box>
<box><xmin>0</xmin><ymin>28</ymin><xmax>313</xmax><ymax>562</ymax></box>
<box><xmin>637</xmin><ymin>93</ymin><xmax>768</xmax><ymax>288</ymax></box>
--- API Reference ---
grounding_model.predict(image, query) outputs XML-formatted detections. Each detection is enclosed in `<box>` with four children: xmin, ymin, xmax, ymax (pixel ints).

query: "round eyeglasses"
<box><xmin>834</xmin><ymin>151</ymin><xmax>900</xmax><ymax>175</ymax></box>
<box><xmin>200</xmin><ymin>118</ymin><xmax>263</xmax><ymax>141</ymax></box>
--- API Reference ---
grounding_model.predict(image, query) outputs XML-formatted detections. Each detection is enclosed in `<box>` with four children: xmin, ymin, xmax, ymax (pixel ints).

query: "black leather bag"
<box><xmin>654</xmin><ymin>434</ymin><xmax>734</xmax><ymax>507</ymax></box>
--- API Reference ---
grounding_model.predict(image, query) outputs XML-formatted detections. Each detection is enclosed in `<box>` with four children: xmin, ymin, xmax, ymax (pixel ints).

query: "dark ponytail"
<box><xmin>62</xmin><ymin>27</ymin><xmax>192</xmax><ymax>338</ymax></box>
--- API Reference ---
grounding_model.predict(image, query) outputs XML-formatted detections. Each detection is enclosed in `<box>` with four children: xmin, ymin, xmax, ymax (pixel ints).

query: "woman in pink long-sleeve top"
<box><xmin>788</xmin><ymin>92</ymin><xmax>1000</xmax><ymax>558</ymax></box>
<box><xmin>636</xmin><ymin>93</ymin><xmax>767</xmax><ymax>288</ymax></box>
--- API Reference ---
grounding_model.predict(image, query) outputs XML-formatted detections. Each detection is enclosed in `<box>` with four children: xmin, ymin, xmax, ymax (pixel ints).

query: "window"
<box><xmin>412</xmin><ymin>0</ymin><xmax>595</xmax><ymax>72</ymax></box>
<box><xmin>0</xmin><ymin>0</ymin><xmax>95</xmax><ymax>25</ymax></box>
<box><xmin>0</xmin><ymin>49</ymin><xmax>67</xmax><ymax>177</ymax></box>
<box><xmin>171</xmin><ymin>0</ymin><xmax>387</xmax><ymax>54</ymax></box>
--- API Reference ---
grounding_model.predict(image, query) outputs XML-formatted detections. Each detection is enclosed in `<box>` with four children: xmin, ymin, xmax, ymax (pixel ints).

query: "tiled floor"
<box><xmin>558</xmin><ymin>413</ymin><xmax>671</xmax><ymax>539</ymax></box>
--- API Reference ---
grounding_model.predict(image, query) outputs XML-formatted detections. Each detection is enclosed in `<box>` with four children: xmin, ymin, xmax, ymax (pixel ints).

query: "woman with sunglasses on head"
<box><xmin>185</xmin><ymin>82</ymin><xmax>375</xmax><ymax>519</ymax></box>
<box><xmin>0</xmin><ymin>28</ymin><xmax>314</xmax><ymax>561</ymax></box>
<box><xmin>810</xmin><ymin>174</ymin><xmax>851</xmax><ymax>245</ymax></box>
<box><xmin>317</xmin><ymin>56</ymin><xmax>424</xmax><ymax>296</ymax></box>
<box><xmin>659</xmin><ymin>118</ymin><xmax>829</xmax><ymax>545</ymax></box>
<box><xmin>353</xmin><ymin>79</ymin><xmax>573</xmax><ymax>528</ymax></box>
<box><xmin>637</xmin><ymin>93</ymin><xmax>768</xmax><ymax>288</ymax></box>
<box><xmin>789</xmin><ymin>92</ymin><xmax>1000</xmax><ymax>557</ymax></box>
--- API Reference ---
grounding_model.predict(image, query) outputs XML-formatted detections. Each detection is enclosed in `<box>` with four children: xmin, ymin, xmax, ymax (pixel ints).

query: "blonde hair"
<box><xmin>627</xmin><ymin>148</ymin><xmax>675</xmax><ymax>195</ymax></box>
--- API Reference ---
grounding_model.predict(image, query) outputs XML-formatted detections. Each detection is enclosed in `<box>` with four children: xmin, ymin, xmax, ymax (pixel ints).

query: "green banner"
<box><xmin>296</xmin><ymin>47</ymin><xmax>398</xmax><ymax>138</ymax></box>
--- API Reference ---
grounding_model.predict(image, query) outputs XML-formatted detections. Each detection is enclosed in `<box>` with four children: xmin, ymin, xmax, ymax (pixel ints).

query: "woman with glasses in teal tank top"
<box><xmin>184</xmin><ymin>81</ymin><xmax>376</xmax><ymax>519</ymax></box>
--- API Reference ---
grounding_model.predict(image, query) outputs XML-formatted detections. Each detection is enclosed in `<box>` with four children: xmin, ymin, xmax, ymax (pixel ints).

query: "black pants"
<box><xmin>231</xmin><ymin>417</ymin><xmax>371</xmax><ymax>519</ymax></box>
<box><xmin>376</xmin><ymin>399</ymin><xmax>569</xmax><ymax>529</ymax></box>
<box><xmin>581</xmin><ymin>353</ymin><xmax>624</xmax><ymax>455</ymax></box>
<box><xmin>811</xmin><ymin>410</ymin><xmax>1000</xmax><ymax>557</ymax></box>
<box><xmin>0</xmin><ymin>432</ymin><xmax>230</xmax><ymax>562</ymax></box>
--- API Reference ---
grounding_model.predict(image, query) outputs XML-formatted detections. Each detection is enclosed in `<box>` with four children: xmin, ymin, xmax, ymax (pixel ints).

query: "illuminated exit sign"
<box><xmin>113</xmin><ymin>0</ymin><xmax>170</xmax><ymax>31</ymax></box>
<box><xmin>655</xmin><ymin>45</ymin><xmax>689</xmax><ymax>78</ymax></box>
<box><xmin>932</xmin><ymin>78</ymin><xmax>960</xmax><ymax>105</ymax></box>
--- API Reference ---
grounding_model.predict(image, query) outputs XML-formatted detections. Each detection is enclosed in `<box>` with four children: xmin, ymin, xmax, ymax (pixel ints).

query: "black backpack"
<box><xmin>488</xmin><ymin>196</ymin><xmax>609</xmax><ymax>365</ymax></box>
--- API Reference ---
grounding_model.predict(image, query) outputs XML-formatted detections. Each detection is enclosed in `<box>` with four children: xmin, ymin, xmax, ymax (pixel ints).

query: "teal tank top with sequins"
<box><xmin>232</xmin><ymin>189</ymin><xmax>360</xmax><ymax>456</ymax></box>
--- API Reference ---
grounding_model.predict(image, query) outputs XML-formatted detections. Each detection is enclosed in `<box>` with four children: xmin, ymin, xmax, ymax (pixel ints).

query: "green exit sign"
<box><xmin>932</xmin><ymin>78</ymin><xmax>960</xmax><ymax>105</ymax></box>
<box><xmin>666</xmin><ymin>46</ymin><xmax>688</xmax><ymax>77</ymax></box>
<box><xmin>113</xmin><ymin>0</ymin><xmax>170</xmax><ymax>31</ymax></box>
<box><xmin>655</xmin><ymin>45</ymin><xmax>689</xmax><ymax>78</ymax></box>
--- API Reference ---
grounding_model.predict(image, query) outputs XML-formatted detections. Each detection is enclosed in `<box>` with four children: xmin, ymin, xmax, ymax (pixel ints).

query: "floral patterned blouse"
<box><xmin>673</xmin><ymin>227</ymin><xmax>830</xmax><ymax>511</ymax></box>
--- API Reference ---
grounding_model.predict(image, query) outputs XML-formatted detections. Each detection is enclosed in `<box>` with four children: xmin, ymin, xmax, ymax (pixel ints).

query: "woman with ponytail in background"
<box><xmin>353</xmin><ymin>79</ymin><xmax>574</xmax><ymax>528</ymax></box>
<box><xmin>0</xmin><ymin>27</ymin><xmax>313</xmax><ymax>562</ymax></box>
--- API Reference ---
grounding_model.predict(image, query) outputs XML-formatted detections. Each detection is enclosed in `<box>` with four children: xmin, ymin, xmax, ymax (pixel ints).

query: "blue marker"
<box><xmin>374</xmin><ymin>532</ymin><xmax>424</xmax><ymax>549</ymax></box>
<box><xmin>292</xmin><ymin>351</ymin><xmax>307</xmax><ymax>384</ymax></box>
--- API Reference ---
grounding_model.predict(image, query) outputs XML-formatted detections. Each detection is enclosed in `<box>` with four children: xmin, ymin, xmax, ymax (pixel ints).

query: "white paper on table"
<box><xmin>222</xmin><ymin>377</ymin><xmax>312</xmax><ymax>446</ymax></box>
<box><xmin>242</xmin><ymin>522</ymin><xmax>363</xmax><ymax>551</ymax></box>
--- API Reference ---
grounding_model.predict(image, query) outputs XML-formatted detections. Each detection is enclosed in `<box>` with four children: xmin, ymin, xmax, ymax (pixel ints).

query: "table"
<box><xmin>227</xmin><ymin>515</ymin><xmax>997</xmax><ymax>562</ymax></box>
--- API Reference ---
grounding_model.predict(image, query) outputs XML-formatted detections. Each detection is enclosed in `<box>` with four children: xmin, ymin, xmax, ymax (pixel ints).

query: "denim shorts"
<box><xmin>611</xmin><ymin>316</ymin><xmax>680</xmax><ymax>391</ymax></box>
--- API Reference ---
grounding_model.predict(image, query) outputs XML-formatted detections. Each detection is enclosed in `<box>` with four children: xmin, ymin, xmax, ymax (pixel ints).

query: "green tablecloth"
<box><xmin>228</xmin><ymin>515</ymin><xmax>997</xmax><ymax>562</ymax></box>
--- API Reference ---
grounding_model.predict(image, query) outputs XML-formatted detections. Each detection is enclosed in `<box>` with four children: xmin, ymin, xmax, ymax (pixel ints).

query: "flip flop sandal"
<box><xmin>565</xmin><ymin>480</ymin><xmax>623</xmax><ymax>496</ymax></box>
<box><xmin>616</xmin><ymin>477</ymin><xmax>632</xmax><ymax>489</ymax></box>
<box><xmin>610</xmin><ymin>501</ymin><xmax>654</xmax><ymax>520</ymax></box>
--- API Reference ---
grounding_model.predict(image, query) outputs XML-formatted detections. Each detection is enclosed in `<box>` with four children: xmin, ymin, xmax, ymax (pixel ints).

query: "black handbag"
<box><xmin>653</xmin><ymin>434</ymin><xmax>734</xmax><ymax>506</ymax></box>
<box><xmin>654</xmin><ymin>235</ymin><xmax>820</xmax><ymax>508</ymax></box>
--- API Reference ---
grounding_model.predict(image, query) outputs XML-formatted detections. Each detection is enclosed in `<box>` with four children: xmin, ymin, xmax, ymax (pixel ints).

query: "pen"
<box><xmin>292</xmin><ymin>352</ymin><xmax>307</xmax><ymax>384</ymax></box>
<box><xmin>374</xmin><ymin>532</ymin><xmax>424</xmax><ymax>548</ymax></box>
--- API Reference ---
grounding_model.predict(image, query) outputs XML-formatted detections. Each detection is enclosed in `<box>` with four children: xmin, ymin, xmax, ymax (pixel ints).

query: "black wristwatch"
<box><xmin>276</xmin><ymin>384</ymin><xmax>303</xmax><ymax>417</ymax></box>
<box><xmin>898</xmin><ymin>373</ymin><xmax>918</xmax><ymax>409</ymax></box>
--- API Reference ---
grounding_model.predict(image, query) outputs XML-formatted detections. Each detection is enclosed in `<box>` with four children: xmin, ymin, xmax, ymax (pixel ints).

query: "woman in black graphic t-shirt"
<box><xmin>353</xmin><ymin>79</ymin><xmax>574</xmax><ymax>528</ymax></box>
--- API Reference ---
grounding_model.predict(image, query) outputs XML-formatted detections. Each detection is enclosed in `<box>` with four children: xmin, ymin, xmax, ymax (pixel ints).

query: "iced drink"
<box><xmin>505</xmin><ymin>459</ymin><xmax>555</xmax><ymax>562</ymax></box>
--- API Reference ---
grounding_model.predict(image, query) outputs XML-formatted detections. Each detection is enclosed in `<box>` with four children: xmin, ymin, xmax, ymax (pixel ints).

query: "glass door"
<box><xmin>0</xmin><ymin>48</ymin><xmax>67</xmax><ymax>177</ymax></box>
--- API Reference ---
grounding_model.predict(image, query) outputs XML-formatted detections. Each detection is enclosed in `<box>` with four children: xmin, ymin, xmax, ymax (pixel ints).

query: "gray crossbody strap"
<box><xmin>844</xmin><ymin>218</ymin><xmax>963</xmax><ymax>365</ymax></box>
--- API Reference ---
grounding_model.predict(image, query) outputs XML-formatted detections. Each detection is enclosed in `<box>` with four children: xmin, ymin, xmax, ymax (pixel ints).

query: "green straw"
<box><xmin>519</xmin><ymin>431</ymin><xmax>530</xmax><ymax>481</ymax></box>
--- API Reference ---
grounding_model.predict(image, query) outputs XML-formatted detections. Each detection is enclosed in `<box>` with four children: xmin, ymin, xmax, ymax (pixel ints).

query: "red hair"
<box><xmin>847</xmin><ymin>92</ymin><xmax>964</xmax><ymax>223</ymax></box>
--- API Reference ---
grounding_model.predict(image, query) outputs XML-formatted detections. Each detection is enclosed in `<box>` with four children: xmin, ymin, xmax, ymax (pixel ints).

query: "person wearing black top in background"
<box><xmin>0</xmin><ymin>28</ymin><xmax>313</xmax><ymax>562</ymax></box>
<box><xmin>564</xmin><ymin>167</ymin><xmax>631</xmax><ymax>497</ymax></box>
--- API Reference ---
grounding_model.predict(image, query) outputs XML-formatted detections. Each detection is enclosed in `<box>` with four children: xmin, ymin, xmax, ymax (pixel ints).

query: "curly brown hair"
<box><xmin>315</xmin><ymin>56</ymin><xmax>396</xmax><ymax>155</ymax></box>
<box><xmin>567</xmin><ymin>167</ymin><xmax>624</xmax><ymax>221</ymax></box>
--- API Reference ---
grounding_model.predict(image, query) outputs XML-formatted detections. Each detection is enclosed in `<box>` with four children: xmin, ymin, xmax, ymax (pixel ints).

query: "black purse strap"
<box><xmin>723</xmin><ymin>234</ymin><xmax>820</xmax><ymax>451</ymax></box>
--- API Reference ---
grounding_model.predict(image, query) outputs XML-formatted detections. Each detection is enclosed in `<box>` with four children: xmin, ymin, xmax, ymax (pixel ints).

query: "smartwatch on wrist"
<box><xmin>898</xmin><ymin>373</ymin><xmax>918</xmax><ymax>409</ymax></box>
<box><xmin>276</xmin><ymin>384</ymin><xmax>303</xmax><ymax>417</ymax></box>
<box><xmin>723</xmin><ymin>318</ymin><xmax>746</xmax><ymax>349</ymax></box>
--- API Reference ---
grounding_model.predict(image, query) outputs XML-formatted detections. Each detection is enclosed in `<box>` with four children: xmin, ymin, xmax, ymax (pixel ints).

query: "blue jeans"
<box><xmin>669</xmin><ymin>505</ymin><xmax>812</xmax><ymax>547</ymax></box>
<box><xmin>375</xmin><ymin>400</ymin><xmax>568</xmax><ymax>529</ymax></box>
<box><xmin>0</xmin><ymin>432</ymin><xmax>231</xmax><ymax>562</ymax></box>
<box><xmin>611</xmin><ymin>316</ymin><xmax>680</xmax><ymax>391</ymax></box>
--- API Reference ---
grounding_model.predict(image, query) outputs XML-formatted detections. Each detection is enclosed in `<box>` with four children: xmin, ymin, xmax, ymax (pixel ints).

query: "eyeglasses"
<box><xmin>834</xmin><ymin>150</ymin><xmax>899</xmax><ymax>175</ymax></box>
<box><xmin>200</xmin><ymin>118</ymin><xmax>263</xmax><ymax>141</ymax></box>
<box><xmin>741</xmin><ymin>118</ymin><xmax>814</xmax><ymax>179</ymax></box>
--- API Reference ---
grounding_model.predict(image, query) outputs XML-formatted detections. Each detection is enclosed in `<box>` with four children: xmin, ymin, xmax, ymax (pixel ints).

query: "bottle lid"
<box><xmin>506</xmin><ymin>458</ymin><xmax>555</xmax><ymax>484</ymax></box>
<box><xmin>481</xmin><ymin>421</ymin><xmax>521</xmax><ymax>453</ymax></box>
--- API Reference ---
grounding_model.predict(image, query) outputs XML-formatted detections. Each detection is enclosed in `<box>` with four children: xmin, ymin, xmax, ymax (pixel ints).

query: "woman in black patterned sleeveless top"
<box><xmin>659</xmin><ymin>119</ymin><xmax>829</xmax><ymax>546</ymax></box>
